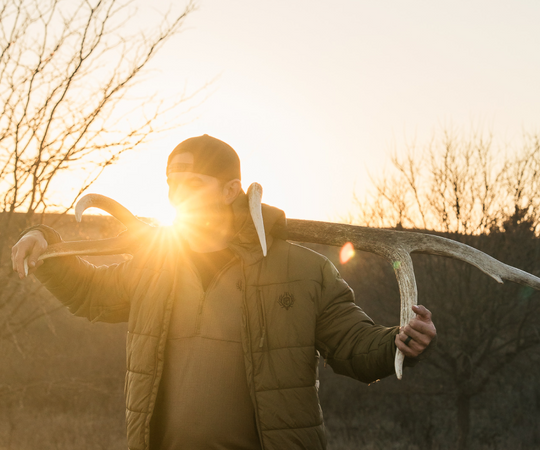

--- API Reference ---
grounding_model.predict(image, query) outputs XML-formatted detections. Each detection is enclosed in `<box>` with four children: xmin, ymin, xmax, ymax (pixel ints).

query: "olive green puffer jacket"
<box><xmin>34</xmin><ymin>192</ymin><xmax>399</xmax><ymax>450</ymax></box>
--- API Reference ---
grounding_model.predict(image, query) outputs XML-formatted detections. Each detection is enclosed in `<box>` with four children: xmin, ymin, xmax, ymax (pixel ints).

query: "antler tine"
<box><xmin>74</xmin><ymin>194</ymin><xmax>144</xmax><ymax>230</ymax></box>
<box><xmin>408</xmin><ymin>233</ymin><xmax>540</xmax><ymax>290</ymax></box>
<box><xmin>286</xmin><ymin>220</ymin><xmax>540</xmax><ymax>290</ymax></box>
<box><xmin>389</xmin><ymin>250</ymin><xmax>417</xmax><ymax>380</ymax></box>
<box><xmin>247</xmin><ymin>183</ymin><xmax>267</xmax><ymax>257</ymax></box>
<box><xmin>37</xmin><ymin>194</ymin><xmax>152</xmax><ymax>262</ymax></box>
<box><xmin>285</xmin><ymin>219</ymin><xmax>540</xmax><ymax>378</ymax></box>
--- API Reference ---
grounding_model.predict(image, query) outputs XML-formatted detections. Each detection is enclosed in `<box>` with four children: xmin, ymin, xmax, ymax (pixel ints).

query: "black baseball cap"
<box><xmin>167</xmin><ymin>134</ymin><xmax>241</xmax><ymax>181</ymax></box>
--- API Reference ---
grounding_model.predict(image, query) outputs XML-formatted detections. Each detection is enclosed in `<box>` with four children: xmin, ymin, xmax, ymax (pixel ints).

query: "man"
<box><xmin>12</xmin><ymin>135</ymin><xmax>436</xmax><ymax>450</ymax></box>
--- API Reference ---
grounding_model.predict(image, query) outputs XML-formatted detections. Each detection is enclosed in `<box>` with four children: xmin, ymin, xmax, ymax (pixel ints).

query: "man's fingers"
<box><xmin>395</xmin><ymin>305</ymin><xmax>437</xmax><ymax>359</ymax></box>
<box><xmin>11</xmin><ymin>243</ymin><xmax>28</xmax><ymax>278</ymax></box>
<box><xmin>408</xmin><ymin>317</ymin><xmax>437</xmax><ymax>339</ymax></box>
<box><xmin>17</xmin><ymin>249</ymin><xmax>30</xmax><ymax>278</ymax></box>
<box><xmin>26</xmin><ymin>259</ymin><xmax>45</xmax><ymax>276</ymax></box>
<box><xmin>412</xmin><ymin>304</ymin><xmax>432</xmax><ymax>321</ymax></box>
<box><xmin>11</xmin><ymin>232</ymin><xmax>47</xmax><ymax>279</ymax></box>
<box><xmin>28</xmin><ymin>241</ymin><xmax>45</xmax><ymax>268</ymax></box>
<box><xmin>14</xmin><ymin>250</ymin><xmax>28</xmax><ymax>279</ymax></box>
<box><xmin>395</xmin><ymin>334</ymin><xmax>420</xmax><ymax>358</ymax></box>
<box><xmin>400</xmin><ymin>326</ymin><xmax>431</xmax><ymax>349</ymax></box>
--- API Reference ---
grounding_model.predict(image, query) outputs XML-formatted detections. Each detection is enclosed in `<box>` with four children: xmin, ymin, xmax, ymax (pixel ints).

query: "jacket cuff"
<box><xmin>19</xmin><ymin>224</ymin><xmax>63</xmax><ymax>245</ymax></box>
<box><xmin>348</xmin><ymin>326</ymin><xmax>400</xmax><ymax>383</ymax></box>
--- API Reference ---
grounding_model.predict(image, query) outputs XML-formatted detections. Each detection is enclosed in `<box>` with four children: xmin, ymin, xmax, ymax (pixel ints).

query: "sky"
<box><xmin>75</xmin><ymin>0</ymin><xmax>540</xmax><ymax>225</ymax></box>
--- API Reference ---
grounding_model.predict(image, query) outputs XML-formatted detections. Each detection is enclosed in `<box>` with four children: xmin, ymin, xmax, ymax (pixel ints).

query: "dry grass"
<box><xmin>0</xmin><ymin>399</ymin><xmax>126</xmax><ymax>450</ymax></box>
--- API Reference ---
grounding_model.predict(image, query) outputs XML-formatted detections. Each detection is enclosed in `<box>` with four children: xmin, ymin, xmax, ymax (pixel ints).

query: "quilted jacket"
<box><xmin>34</xmin><ymin>192</ymin><xmax>400</xmax><ymax>450</ymax></box>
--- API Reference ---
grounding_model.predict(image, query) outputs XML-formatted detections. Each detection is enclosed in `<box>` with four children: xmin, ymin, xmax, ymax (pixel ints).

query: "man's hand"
<box><xmin>11</xmin><ymin>230</ymin><xmax>48</xmax><ymax>279</ymax></box>
<box><xmin>395</xmin><ymin>305</ymin><xmax>436</xmax><ymax>358</ymax></box>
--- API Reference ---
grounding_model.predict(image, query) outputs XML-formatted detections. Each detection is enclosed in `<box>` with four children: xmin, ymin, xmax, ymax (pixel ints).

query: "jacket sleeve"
<box><xmin>314</xmin><ymin>259</ymin><xmax>399</xmax><ymax>384</ymax></box>
<box><xmin>28</xmin><ymin>225</ymin><xmax>132</xmax><ymax>323</ymax></box>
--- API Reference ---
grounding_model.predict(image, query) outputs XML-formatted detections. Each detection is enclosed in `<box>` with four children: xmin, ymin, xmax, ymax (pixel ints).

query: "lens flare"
<box><xmin>339</xmin><ymin>242</ymin><xmax>355</xmax><ymax>264</ymax></box>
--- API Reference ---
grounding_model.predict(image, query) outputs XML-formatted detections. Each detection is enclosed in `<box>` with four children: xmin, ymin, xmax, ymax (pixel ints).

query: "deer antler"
<box><xmin>246</xmin><ymin>183</ymin><xmax>540</xmax><ymax>379</ymax></box>
<box><xmin>284</xmin><ymin>218</ymin><xmax>540</xmax><ymax>378</ymax></box>
<box><xmin>33</xmin><ymin>187</ymin><xmax>540</xmax><ymax>380</ymax></box>
<box><xmin>25</xmin><ymin>194</ymin><xmax>153</xmax><ymax>274</ymax></box>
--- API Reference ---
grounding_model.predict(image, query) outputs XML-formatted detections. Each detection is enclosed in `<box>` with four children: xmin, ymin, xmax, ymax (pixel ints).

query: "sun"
<box><xmin>84</xmin><ymin>142</ymin><xmax>179</xmax><ymax>226</ymax></box>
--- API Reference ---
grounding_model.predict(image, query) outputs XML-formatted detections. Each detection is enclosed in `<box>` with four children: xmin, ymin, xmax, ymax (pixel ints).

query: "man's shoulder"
<box><xmin>290</xmin><ymin>241</ymin><xmax>329</xmax><ymax>262</ymax></box>
<box><xmin>267</xmin><ymin>239</ymin><xmax>333</xmax><ymax>279</ymax></box>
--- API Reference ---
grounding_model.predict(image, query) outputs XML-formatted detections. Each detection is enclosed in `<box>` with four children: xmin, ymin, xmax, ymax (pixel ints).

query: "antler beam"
<box><xmin>26</xmin><ymin>195</ymin><xmax>152</xmax><ymax>272</ymax></box>
<box><xmin>247</xmin><ymin>183</ymin><xmax>540</xmax><ymax>379</ymax></box>
<box><xmin>284</xmin><ymin>218</ymin><xmax>540</xmax><ymax>378</ymax></box>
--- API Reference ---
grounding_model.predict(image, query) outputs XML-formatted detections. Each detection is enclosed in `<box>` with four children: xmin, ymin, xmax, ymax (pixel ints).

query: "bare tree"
<box><xmin>355</xmin><ymin>128</ymin><xmax>540</xmax><ymax>235</ymax></box>
<box><xmin>348</xmin><ymin>128</ymin><xmax>540</xmax><ymax>449</ymax></box>
<box><xmin>0</xmin><ymin>0</ymin><xmax>197</xmax><ymax>224</ymax></box>
<box><xmin>0</xmin><ymin>0</ymin><xmax>197</xmax><ymax>342</ymax></box>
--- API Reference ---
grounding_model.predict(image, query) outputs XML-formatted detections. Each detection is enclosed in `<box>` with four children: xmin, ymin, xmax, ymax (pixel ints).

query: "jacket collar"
<box><xmin>227</xmin><ymin>191</ymin><xmax>286</xmax><ymax>265</ymax></box>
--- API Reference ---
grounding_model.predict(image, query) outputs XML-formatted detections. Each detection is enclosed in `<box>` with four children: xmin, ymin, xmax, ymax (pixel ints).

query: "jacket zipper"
<box><xmin>195</xmin><ymin>291</ymin><xmax>205</xmax><ymax>335</ymax></box>
<box><xmin>194</xmin><ymin>256</ymin><xmax>238</xmax><ymax>335</ymax></box>
<box><xmin>241</xmin><ymin>260</ymin><xmax>265</xmax><ymax>450</ymax></box>
<box><xmin>257</xmin><ymin>288</ymin><xmax>267</xmax><ymax>348</ymax></box>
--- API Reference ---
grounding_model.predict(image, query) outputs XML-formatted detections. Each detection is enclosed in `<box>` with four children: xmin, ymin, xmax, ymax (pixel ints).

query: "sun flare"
<box><xmin>339</xmin><ymin>242</ymin><xmax>355</xmax><ymax>265</ymax></box>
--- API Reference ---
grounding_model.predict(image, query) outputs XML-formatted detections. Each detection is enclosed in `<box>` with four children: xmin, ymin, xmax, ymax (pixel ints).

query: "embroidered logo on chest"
<box><xmin>278</xmin><ymin>292</ymin><xmax>295</xmax><ymax>310</ymax></box>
